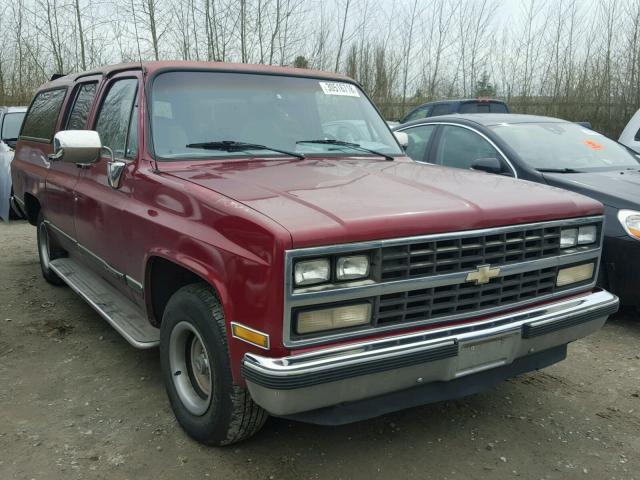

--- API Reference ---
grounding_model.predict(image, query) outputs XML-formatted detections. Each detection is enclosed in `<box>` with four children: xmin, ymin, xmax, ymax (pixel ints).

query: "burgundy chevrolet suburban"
<box><xmin>11</xmin><ymin>62</ymin><xmax>618</xmax><ymax>445</ymax></box>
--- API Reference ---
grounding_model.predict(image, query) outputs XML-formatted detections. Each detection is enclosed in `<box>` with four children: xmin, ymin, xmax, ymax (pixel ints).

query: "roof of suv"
<box><xmin>420</xmin><ymin>98</ymin><xmax>507</xmax><ymax>105</ymax></box>
<box><xmin>40</xmin><ymin>61</ymin><xmax>353</xmax><ymax>89</ymax></box>
<box><xmin>397</xmin><ymin>113</ymin><xmax>568</xmax><ymax>130</ymax></box>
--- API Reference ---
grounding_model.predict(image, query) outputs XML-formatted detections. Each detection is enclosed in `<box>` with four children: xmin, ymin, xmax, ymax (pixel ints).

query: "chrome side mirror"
<box><xmin>393</xmin><ymin>131</ymin><xmax>409</xmax><ymax>149</ymax></box>
<box><xmin>49</xmin><ymin>130</ymin><xmax>102</xmax><ymax>165</ymax></box>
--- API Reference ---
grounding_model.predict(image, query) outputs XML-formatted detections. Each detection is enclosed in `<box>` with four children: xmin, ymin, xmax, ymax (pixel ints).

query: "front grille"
<box><xmin>286</xmin><ymin>217</ymin><xmax>603</xmax><ymax>345</ymax></box>
<box><xmin>374</xmin><ymin>266</ymin><xmax>561</xmax><ymax>326</ymax></box>
<box><xmin>379</xmin><ymin>226</ymin><xmax>562</xmax><ymax>281</ymax></box>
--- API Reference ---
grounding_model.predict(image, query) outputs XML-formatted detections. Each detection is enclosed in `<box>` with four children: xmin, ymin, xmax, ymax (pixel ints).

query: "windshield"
<box><xmin>1</xmin><ymin>112</ymin><xmax>26</xmax><ymax>140</ymax></box>
<box><xmin>491</xmin><ymin>122</ymin><xmax>640</xmax><ymax>170</ymax></box>
<box><xmin>150</xmin><ymin>71</ymin><xmax>402</xmax><ymax>160</ymax></box>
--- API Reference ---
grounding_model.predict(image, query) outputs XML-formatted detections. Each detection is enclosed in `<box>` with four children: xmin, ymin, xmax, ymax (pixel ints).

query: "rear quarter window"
<box><xmin>430</xmin><ymin>104</ymin><xmax>451</xmax><ymax>116</ymax></box>
<box><xmin>21</xmin><ymin>89</ymin><xmax>67</xmax><ymax>142</ymax></box>
<box><xmin>459</xmin><ymin>103</ymin><xmax>490</xmax><ymax>113</ymax></box>
<box><xmin>490</xmin><ymin>103</ymin><xmax>509</xmax><ymax>113</ymax></box>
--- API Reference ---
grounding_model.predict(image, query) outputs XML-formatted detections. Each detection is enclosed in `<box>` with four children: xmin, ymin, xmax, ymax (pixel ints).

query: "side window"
<box><xmin>94</xmin><ymin>78</ymin><xmax>138</xmax><ymax>158</ymax></box>
<box><xmin>21</xmin><ymin>89</ymin><xmax>67</xmax><ymax>141</ymax></box>
<box><xmin>490</xmin><ymin>103</ymin><xmax>508</xmax><ymax>113</ymax></box>
<box><xmin>430</xmin><ymin>104</ymin><xmax>451</xmax><ymax>116</ymax></box>
<box><xmin>436</xmin><ymin>125</ymin><xmax>504</xmax><ymax>171</ymax></box>
<box><xmin>66</xmin><ymin>82</ymin><xmax>98</xmax><ymax>130</ymax></box>
<box><xmin>634</xmin><ymin>128</ymin><xmax>640</xmax><ymax>142</ymax></box>
<box><xmin>459</xmin><ymin>103</ymin><xmax>479</xmax><ymax>113</ymax></box>
<box><xmin>404</xmin><ymin>106</ymin><xmax>429</xmax><ymax>123</ymax></box>
<box><xmin>1</xmin><ymin>112</ymin><xmax>26</xmax><ymax>140</ymax></box>
<box><xmin>403</xmin><ymin>125</ymin><xmax>437</xmax><ymax>162</ymax></box>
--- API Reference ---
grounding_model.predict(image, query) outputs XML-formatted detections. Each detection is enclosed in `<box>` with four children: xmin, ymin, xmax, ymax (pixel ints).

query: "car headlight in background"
<box><xmin>336</xmin><ymin>255</ymin><xmax>370</xmax><ymax>281</ymax></box>
<box><xmin>618</xmin><ymin>210</ymin><xmax>640</xmax><ymax>240</ymax></box>
<box><xmin>556</xmin><ymin>263</ymin><xmax>595</xmax><ymax>287</ymax></box>
<box><xmin>560</xmin><ymin>225</ymin><xmax>597</xmax><ymax>248</ymax></box>
<box><xmin>296</xmin><ymin>303</ymin><xmax>372</xmax><ymax>334</ymax></box>
<box><xmin>294</xmin><ymin>259</ymin><xmax>330</xmax><ymax>286</ymax></box>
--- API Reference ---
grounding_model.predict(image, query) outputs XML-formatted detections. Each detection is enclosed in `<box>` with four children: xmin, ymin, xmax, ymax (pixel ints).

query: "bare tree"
<box><xmin>334</xmin><ymin>0</ymin><xmax>351</xmax><ymax>72</ymax></box>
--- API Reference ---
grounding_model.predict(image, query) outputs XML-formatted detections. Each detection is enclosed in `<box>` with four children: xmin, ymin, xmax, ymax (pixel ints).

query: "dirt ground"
<box><xmin>1</xmin><ymin>220</ymin><xmax>639</xmax><ymax>480</ymax></box>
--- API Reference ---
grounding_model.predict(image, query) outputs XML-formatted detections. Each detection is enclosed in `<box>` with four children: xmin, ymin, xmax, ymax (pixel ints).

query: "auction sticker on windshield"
<box><xmin>319</xmin><ymin>81</ymin><xmax>360</xmax><ymax>97</ymax></box>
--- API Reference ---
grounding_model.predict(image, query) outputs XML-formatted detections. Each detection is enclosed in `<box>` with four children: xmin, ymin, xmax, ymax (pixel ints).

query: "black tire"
<box><xmin>9</xmin><ymin>201</ymin><xmax>21</xmax><ymax>220</ymax></box>
<box><xmin>8</xmin><ymin>189</ymin><xmax>23</xmax><ymax>220</ymax></box>
<box><xmin>160</xmin><ymin>283</ymin><xmax>268</xmax><ymax>446</ymax></box>
<box><xmin>36</xmin><ymin>212</ymin><xmax>65</xmax><ymax>286</ymax></box>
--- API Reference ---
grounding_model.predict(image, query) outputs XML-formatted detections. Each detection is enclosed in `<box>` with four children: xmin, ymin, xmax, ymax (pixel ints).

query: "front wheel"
<box><xmin>160</xmin><ymin>283</ymin><xmax>268</xmax><ymax>446</ymax></box>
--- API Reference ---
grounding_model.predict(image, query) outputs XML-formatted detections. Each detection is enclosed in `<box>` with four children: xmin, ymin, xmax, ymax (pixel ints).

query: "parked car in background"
<box><xmin>11</xmin><ymin>62</ymin><xmax>617</xmax><ymax>445</ymax></box>
<box><xmin>394</xmin><ymin>114</ymin><xmax>640</xmax><ymax>306</ymax></box>
<box><xmin>618</xmin><ymin>108</ymin><xmax>640</xmax><ymax>153</ymax></box>
<box><xmin>399</xmin><ymin>98</ymin><xmax>509</xmax><ymax>124</ymax></box>
<box><xmin>0</xmin><ymin>106</ymin><xmax>27</xmax><ymax>220</ymax></box>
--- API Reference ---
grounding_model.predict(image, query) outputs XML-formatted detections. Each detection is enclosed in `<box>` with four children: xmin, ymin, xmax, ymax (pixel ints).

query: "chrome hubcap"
<box><xmin>38</xmin><ymin>222</ymin><xmax>50</xmax><ymax>270</ymax></box>
<box><xmin>169</xmin><ymin>322</ymin><xmax>213</xmax><ymax>416</ymax></box>
<box><xmin>190</xmin><ymin>336</ymin><xmax>211</xmax><ymax>396</ymax></box>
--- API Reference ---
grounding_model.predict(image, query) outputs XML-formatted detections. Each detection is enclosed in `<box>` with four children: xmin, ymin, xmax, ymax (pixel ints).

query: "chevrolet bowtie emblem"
<box><xmin>466</xmin><ymin>264</ymin><xmax>501</xmax><ymax>285</ymax></box>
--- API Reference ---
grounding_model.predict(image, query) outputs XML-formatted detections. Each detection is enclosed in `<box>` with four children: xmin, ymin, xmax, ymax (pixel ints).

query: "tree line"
<box><xmin>1</xmin><ymin>0</ymin><xmax>639</xmax><ymax>137</ymax></box>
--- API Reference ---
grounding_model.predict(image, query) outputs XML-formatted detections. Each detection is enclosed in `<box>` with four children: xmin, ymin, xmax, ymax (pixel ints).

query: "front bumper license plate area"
<box><xmin>454</xmin><ymin>331</ymin><xmax>520</xmax><ymax>378</ymax></box>
<box><xmin>243</xmin><ymin>290</ymin><xmax>618</xmax><ymax>416</ymax></box>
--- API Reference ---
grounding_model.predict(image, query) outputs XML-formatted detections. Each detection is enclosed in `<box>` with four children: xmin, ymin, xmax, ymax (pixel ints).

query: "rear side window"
<box><xmin>66</xmin><ymin>82</ymin><xmax>98</xmax><ymax>130</ymax></box>
<box><xmin>94</xmin><ymin>78</ymin><xmax>138</xmax><ymax>158</ymax></box>
<box><xmin>459</xmin><ymin>102</ymin><xmax>490</xmax><ymax>113</ymax></box>
<box><xmin>490</xmin><ymin>103</ymin><xmax>508</xmax><ymax>113</ymax></box>
<box><xmin>21</xmin><ymin>89</ymin><xmax>66</xmax><ymax>141</ymax></box>
<box><xmin>430</xmin><ymin>104</ymin><xmax>451</xmax><ymax>116</ymax></box>
<box><xmin>1</xmin><ymin>112</ymin><xmax>26</xmax><ymax>140</ymax></box>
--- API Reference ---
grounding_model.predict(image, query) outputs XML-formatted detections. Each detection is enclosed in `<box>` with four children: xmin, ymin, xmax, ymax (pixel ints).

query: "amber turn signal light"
<box><xmin>231</xmin><ymin>323</ymin><xmax>270</xmax><ymax>349</ymax></box>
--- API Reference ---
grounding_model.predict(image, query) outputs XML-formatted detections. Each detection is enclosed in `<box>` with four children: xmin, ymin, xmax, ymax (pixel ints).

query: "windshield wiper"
<box><xmin>186</xmin><ymin>140</ymin><xmax>305</xmax><ymax>160</ymax></box>
<box><xmin>535</xmin><ymin>167</ymin><xmax>583</xmax><ymax>173</ymax></box>
<box><xmin>296</xmin><ymin>139</ymin><xmax>394</xmax><ymax>161</ymax></box>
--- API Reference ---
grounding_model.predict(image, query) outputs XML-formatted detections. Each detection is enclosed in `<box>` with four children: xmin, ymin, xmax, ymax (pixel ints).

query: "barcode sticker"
<box><xmin>319</xmin><ymin>81</ymin><xmax>360</xmax><ymax>97</ymax></box>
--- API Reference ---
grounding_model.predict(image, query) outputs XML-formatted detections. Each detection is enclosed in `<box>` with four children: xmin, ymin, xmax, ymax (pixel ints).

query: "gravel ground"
<box><xmin>1</xmin><ymin>220</ymin><xmax>639</xmax><ymax>480</ymax></box>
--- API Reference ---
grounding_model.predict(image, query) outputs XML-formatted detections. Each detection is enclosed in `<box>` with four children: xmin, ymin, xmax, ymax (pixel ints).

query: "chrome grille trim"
<box><xmin>380</xmin><ymin>224</ymin><xmax>563</xmax><ymax>280</ymax></box>
<box><xmin>283</xmin><ymin>216</ymin><xmax>604</xmax><ymax>348</ymax></box>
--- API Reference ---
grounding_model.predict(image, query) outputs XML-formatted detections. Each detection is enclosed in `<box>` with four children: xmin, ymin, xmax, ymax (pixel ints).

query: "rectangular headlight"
<box><xmin>336</xmin><ymin>255</ymin><xmax>370</xmax><ymax>281</ymax></box>
<box><xmin>296</xmin><ymin>303</ymin><xmax>371</xmax><ymax>334</ymax></box>
<box><xmin>560</xmin><ymin>228</ymin><xmax>578</xmax><ymax>248</ymax></box>
<box><xmin>577</xmin><ymin>225</ymin><xmax>597</xmax><ymax>245</ymax></box>
<box><xmin>294</xmin><ymin>259</ymin><xmax>330</xmax><ymax>286</ymax></box>
<box><xmin>556</xmin><ymin>263</ymin><xmax>595</xmax><ymax>287</ymax></box>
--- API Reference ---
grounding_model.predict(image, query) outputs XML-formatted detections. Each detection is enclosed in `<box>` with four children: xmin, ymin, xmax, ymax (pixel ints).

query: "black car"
<box><xmin>399</xmin><ymin>99</ymin><xmax>509</xmax><ymax>124</ymax></box>
<box><xmin>394</xmin><ymin>114</ymin><xmax>640</xmax><ymax>305</ymax></box>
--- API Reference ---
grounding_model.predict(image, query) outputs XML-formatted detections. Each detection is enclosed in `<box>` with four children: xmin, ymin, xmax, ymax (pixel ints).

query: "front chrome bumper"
<box><xmin>242</xmin><ymin>290</ymin><xmax>618</xmax><ymax>417</ymax></box>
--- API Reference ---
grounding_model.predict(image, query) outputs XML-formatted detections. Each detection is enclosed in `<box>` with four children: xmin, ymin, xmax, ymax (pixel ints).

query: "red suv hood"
<box><xmin>166</xmin><ymin>157</ymin><xmax>602</xmax><ymax>248</ymax></box>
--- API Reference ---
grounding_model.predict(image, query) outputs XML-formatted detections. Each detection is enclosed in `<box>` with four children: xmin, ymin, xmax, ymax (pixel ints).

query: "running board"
<box><xmin>49</xmin><ymin>258</ymin><xmax>160</xmax><ymax>348</ymax></box>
